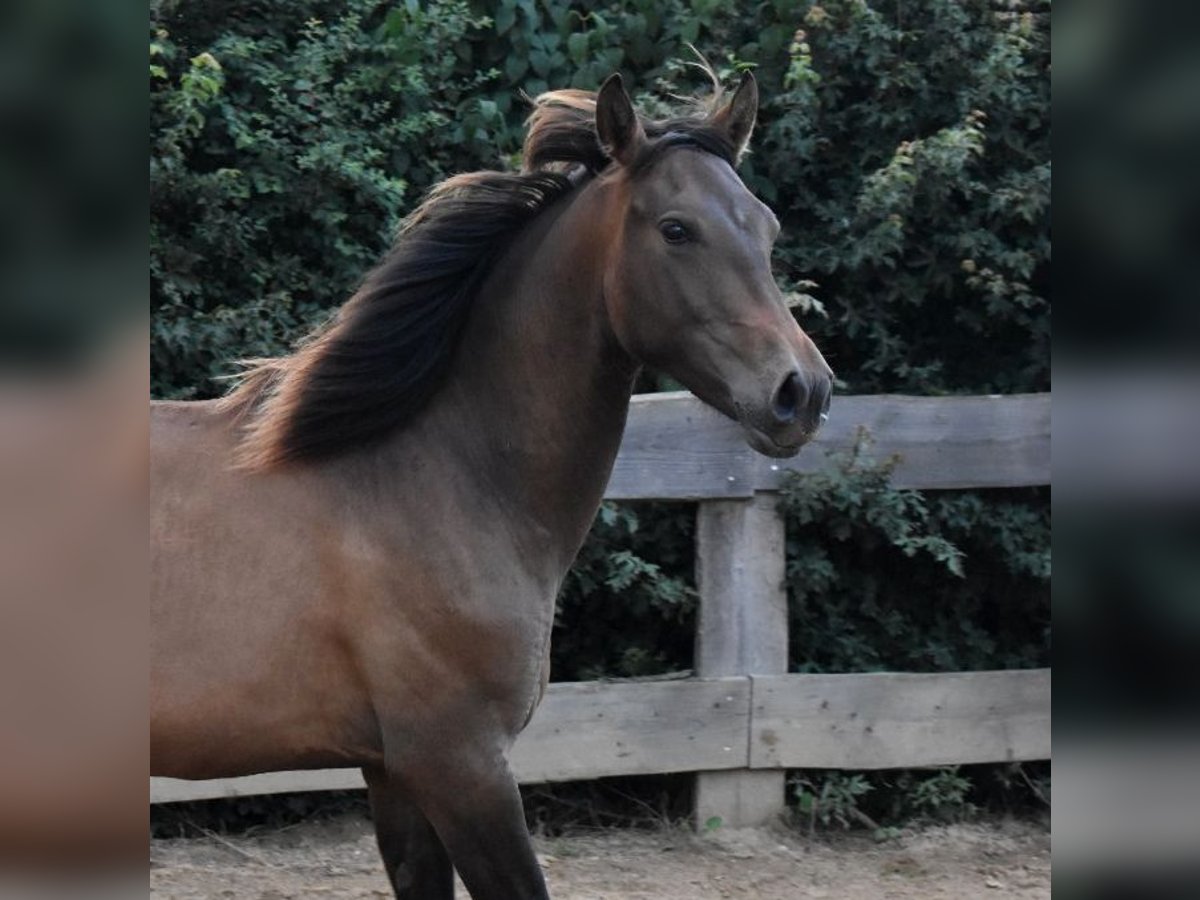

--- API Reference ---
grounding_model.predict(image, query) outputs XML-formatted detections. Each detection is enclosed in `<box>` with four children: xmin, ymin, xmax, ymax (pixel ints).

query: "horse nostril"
<box><xmin>772</xmin><ymin>371</ymin><xmax>803</xmax><ymax>424</ymax></box>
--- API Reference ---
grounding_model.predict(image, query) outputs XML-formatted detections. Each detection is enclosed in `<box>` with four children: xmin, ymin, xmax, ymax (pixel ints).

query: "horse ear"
<box><xmin>595</xmin><ymin>73</ymin><xmax>644</xmax><ymax>167</ymax></box>
<box><xmin>712</xmin><ymin>70</ymin><xmax>758</xmax><ymax>161</ymax></box>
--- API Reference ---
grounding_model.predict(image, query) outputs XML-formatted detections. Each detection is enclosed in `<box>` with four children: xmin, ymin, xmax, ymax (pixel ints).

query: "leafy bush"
<box><xmin>778</xmin><ymin>440</ymin><xmax>1050</xmax><ymax>675</ymax></box>
<box><xmin>549</xmin><ymin>445</ymin><xmax>1050</xmax><ymax>684</ymax></box>
<box><xmin>152</xmin><ymin>0</ymin><xmax>1049</xmax><ymax>400</ymax></box>
<box><xmin>757</xmin><ymin>0</ymin><xmax>1051</xmax><ymax>395</ymax></box>
<box><xmin>548</xmin><ymin>445</ymin><xmax>1050</xmax><ymax>828</ymax></box>
<box><xmin>788</xmin><ymin>763</ymin><xmax>1041</xmax><ymax>837</ymax></box>
<box><xmin>553</xmin><ymin>502</ymin><xmax>696</xmax><ymax>681</ymax></box>
<box><xmin>793</xmin><ymin>771</ymin><xmax>874</xmax><ymax>831</ymax></box>
<box><xmin>151</xmin><ymin>0</ymin><xmax>504</xmax><ymax>396</ymax></box>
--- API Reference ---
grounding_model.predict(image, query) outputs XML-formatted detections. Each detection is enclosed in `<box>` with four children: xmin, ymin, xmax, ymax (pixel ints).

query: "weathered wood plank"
<box><xmin>750</xmin><ymin>669</ymin><xmax>1051</xmax><ymax>770</ymax></box>
<box><xmin>151</xmin><ymin>769</ymin><xmax>365</xmax><ymax>804</ymax></box>
<box><xmin>693</xmin><ymin>495</ymin><xmax>788</xmax><ymax>827</ymax></box>
<box><xmin>151</xmin><ymin>678</ymin><xmax>751</xmax><ymax>804</ymax></box>
<box><xmin>605</xmin><ymin>393</ymin><xmax>757</xmax><ymax>499</ymax></box>
<box><xmin>511</xmin><ymin>677</ymin><xmax>750</xmax><ymax>783</ymax></box>
<box><xmin>753</xmin><ymin>393</ymin><xmax>1052</xmax><ymax>492</ymax></box>
<box><xmin>150</xmin><ymin>669</ymin><xmax>1053</xmax><ymax>803</ymax></box>
<box><xmin>605</xmin><ymin>392</ymin><xmax>1051</xmax><ymax>499</ymax></box>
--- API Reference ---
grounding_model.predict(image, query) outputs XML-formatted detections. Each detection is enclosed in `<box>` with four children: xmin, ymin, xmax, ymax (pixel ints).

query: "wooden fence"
<box><xmin>151</xmin><ymin>391</ymin><xmax>1052</xmax><ymax>827</ymax></box>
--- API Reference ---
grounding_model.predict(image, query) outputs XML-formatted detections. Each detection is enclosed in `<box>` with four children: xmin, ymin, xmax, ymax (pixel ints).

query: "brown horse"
<box><xmin>151</xmin><ymin>73</ymin><xmax>831</xmax><ymax>899</ymax></box>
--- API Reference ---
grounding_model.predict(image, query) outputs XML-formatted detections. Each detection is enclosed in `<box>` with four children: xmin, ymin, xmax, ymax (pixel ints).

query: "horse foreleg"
<box><xmin>364</xmin><ymin>765</ymin><xmax>455</xmax><ymax>899</ymax></box>
<box><xmin>401</xmin><ymin>752</ymin><xmax>549</xmax><ymax>900</ymax></box>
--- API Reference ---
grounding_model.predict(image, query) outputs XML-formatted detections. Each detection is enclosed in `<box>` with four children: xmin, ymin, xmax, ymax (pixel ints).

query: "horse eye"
<box><xmin>659</xmin><ymin>220</ymin><xmax>690</xmax><ymax>244</ymax></box>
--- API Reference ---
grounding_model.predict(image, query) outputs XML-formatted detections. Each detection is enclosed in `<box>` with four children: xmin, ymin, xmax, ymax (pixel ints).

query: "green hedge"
<box><xmin>553</xmin><ymin>451</ymin><xmax>1050</xmax><ymax>682</ymax></box>
<box><xmin>151</xmin><ymin>0</ymin><xmax>1049</xmax><ymax>400</ymax></box>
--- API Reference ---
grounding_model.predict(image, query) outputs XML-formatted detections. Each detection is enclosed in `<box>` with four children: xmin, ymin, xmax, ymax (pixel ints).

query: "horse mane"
<box><xmin>225</xmin><ymin>80</ymin><xmax>738</xmax><ymax>469</ymax></box>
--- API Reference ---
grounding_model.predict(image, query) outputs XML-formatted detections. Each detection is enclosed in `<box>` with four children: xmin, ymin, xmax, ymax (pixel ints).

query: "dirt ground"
<box><xmin>150</xmin><ymin>813</ymin><xmax>1050</xmax><ymax>899</ymax></box>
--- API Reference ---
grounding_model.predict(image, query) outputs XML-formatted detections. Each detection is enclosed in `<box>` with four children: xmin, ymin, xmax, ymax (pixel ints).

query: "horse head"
<box><xmin>590</xmin><ymin>73</ymin><xmax>833</xmax><ymax>457</ymax></box>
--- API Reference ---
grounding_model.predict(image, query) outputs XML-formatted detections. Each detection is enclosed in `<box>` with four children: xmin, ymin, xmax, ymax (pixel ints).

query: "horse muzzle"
<box><xmin>739</xmin><ymin>367</ymin><xmax>833</xmax><ymax>458</ymax></box>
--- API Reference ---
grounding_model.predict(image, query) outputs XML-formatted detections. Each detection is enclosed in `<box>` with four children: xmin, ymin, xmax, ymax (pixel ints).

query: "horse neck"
<box><xmin>423</xmin><ymin>177</ymin><xmax>638</xmax><ymax>567</ymax></box>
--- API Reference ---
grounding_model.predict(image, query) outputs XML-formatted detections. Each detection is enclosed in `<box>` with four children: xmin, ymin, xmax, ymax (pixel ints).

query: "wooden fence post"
<box><xmin>693</xmin><ymin>492</ymin><xmax>788</xmax><ymax>828</ymax></box>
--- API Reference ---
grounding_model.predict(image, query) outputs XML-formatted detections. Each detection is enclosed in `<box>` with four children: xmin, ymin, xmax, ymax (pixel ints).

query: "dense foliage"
<box><xmin>779</xmin><ymin>446</ymin><xmax>1049</xmax><ymax>675</ymax></box>
<box><xmin>551</xmin><ymin>447</ymin><xmax>1050</xmax><ymax>681</ymax></box>
<box><xmin>151</xmin><ymin>0</ymin><xmax>1050</xmax><ymax>824</ymax></box>
<box><xmin>151</xmin><ymin>0</ymin><xmax>1049</xmax><ymax>399</ymax></box>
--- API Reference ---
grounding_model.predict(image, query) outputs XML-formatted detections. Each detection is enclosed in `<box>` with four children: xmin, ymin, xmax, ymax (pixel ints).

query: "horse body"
<box><xmin>152</xmin><ymin>399</ymin><xmax>377</xmax><ymax>777</ymax></box>
<box><xmin>152</xmin><ymin>74</ymin><xmax>832</xmax><ymax>898</ymax></box>
<box><xmin>152</xmin><ymin>174</ymin><xmax>632</xmax><ymax>773</ymax></box>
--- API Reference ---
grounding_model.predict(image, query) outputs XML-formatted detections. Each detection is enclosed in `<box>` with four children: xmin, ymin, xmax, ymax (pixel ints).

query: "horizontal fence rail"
<box><xmin>605</xmin><ymin>391</ymin><xmax>1051</xmax><ymax>499</ymax></box>
<box><xmin>151</xmin><ymin>670</ymin><xmax>1051</xmax><ymax>804</ymax></box>
<box><xmin>152</xmin><ymin>678</ymin><xmax>751</xmax><ymax>804</ymax></box>
<box><xmin>751</xmin><ymin>670</ymin><xmax>1052</xmax><ymax>770</ymax></box>
<box><xmin>152</xmin><ymin>392</ymin><xmax>1052</xmax><ymax>820</ymax></box>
